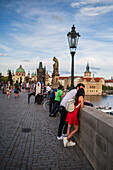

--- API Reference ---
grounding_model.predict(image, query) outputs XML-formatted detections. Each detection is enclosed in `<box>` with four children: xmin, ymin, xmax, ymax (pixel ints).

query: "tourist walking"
<box><xmin>63</xmin><ymin>88</ymin><xmax>85</xmax><ymax>147</ymax></box>
<box><xmin>49</xmin><ymin>85</ymin><xmax>64</xmax><ymax>117</ymax></box>
<box><xmin>14</xmin><ymin>80</ymin><xmax>20</xmax><ymax>98</ymax></box>
<box><xmin>22</xmin><ymin>83</ymin><xmax>25</xmax><ymax>92</ymax></box>
<box><xmin>57</xmin><ymin>83</ymin><xmax>85</xmax><ymax>140</ymax></box>
<box><xmin>46</xmin><ymin>83</ymin><xmax>51</xmax><ymax>99</ymax></box>
<box><xmin>49</xmin><ymin>88</ymin><xmax>57</xmax><ymax>113</ymax></box>
<box><xmin>6</xmin><ymin>81</ymin><xmax>11</xmax><ymax>99</ymax></box>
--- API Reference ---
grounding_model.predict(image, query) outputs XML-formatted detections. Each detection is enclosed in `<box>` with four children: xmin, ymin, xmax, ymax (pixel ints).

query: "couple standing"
<box><xmin>57</xmin><ymin>83</ymin><xmax>85</xmax><ymax>147</ymax></box>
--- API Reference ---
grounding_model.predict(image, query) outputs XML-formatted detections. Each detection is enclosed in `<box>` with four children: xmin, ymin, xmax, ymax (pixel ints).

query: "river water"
<box><xmin>84</xmin><ymin>95</ymin><xmax>113</xmax><ymax>108</ymax></box>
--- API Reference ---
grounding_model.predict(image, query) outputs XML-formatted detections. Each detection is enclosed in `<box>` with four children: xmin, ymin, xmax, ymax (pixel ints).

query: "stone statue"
<box><xmin>52</xmin><ymin>57</ymin><xmax>59</xmax><ymax>88</ymax></box>
<box><xmin>53</xmin><ymin>57</ymin><xmax>59</xmax><ymax>75</ymax></box>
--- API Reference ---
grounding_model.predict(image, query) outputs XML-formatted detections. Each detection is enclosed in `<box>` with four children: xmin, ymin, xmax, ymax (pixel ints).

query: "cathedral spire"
<box><xmin>86</xmin><ymin>62</ymin><xmax>90</xmax><ymax>72</ymax></box>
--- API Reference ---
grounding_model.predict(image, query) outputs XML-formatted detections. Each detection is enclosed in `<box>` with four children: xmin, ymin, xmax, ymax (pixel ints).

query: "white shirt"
<box><xmin>36</xmin><ymin>82</ymin><xmax>41</xmax><ymax>95</ymax></box>
<box><xmin>46</xmin><ymin>86</ymin><xmax>51</xmax><ymax>92</ymax></box>
<box><xmin>60</xmin><ymin>89</ymin><xmax>77</xmax><ymax>107</ymax></box>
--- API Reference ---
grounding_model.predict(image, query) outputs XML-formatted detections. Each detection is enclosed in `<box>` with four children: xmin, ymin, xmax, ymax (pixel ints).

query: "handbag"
<box><xmin>65</xmin><ymin>99</ymin><xmax>75</xmax><ymax>112</ymax></box>
<box><xmin>66</xmin><ymin>99</ymin><xmax>81</xmax><ymax>112</ymax></box>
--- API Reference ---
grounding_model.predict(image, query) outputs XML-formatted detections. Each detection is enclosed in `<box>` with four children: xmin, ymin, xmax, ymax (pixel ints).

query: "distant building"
<box><xmin>12</xmin><ymin>65</ymin><xmax>25</xmax><ymax>84</ymax></box>
<box><xmin>37</xmin><ymin>62</ymin><xmax>46</xmax><ymax>83</ymax></box>
<box><xmin>105</xmin><ymin>79</ymin><xmax>113</xmax><ymax>87</ymax></box>
<box><xmin>31</xmin><ymin>72</ymin><xmax>37</xmax><ymax>82</ymax></box>
<box><xmin>79</xmin><ymin>63</ymin><xmax>104</xmax><ymax>95</ymax></box>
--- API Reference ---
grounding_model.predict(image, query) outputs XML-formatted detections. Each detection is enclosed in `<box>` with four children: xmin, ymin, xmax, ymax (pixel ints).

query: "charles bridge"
<box><xmin>0</xmin><ymin>90</ymin><xmax>113</xmax><ymax>170</ymax></box>
<box><xmin>0</xmin><ymin>90</ymin><xmax>93</xmax><ymax>170</ymax></box>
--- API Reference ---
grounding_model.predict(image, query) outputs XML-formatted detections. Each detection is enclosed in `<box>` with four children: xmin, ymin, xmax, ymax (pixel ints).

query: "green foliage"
<box><xmin>102</xmin><ymin>85</ymin><xmax>113</xmax><ymax>90</ymax></box>
<box><xmin>0</xmin><ymin>76</ymin><xmax>8</xmax><ymax>83</ymax></box>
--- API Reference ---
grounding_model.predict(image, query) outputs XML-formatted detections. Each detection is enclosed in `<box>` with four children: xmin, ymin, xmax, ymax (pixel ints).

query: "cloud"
<box><xmin>22</xmin><ymin>60</ymin><xmax>30</xmax><ymax>62</ymax></box>
<box><xmin>91</xmin><ymin>67</ymin><xmax>101</xmax><ymax>70</ymax></box>
<box><xmin>71</xmin><ymin>0</ymin><xmax>113</xmax><ymax>8</ymax></box>
<box><xmin>0</xmin><ymin>53</ymin><xmax>8</xmax><ymax>56</ymax></box>
<box><xmin>71</xmin><ymin>2</ymin><xmax>87</xmax><ymax>8</ymax></box>
<box><xmin>0</xmin><ymin>44</ymin><xmax>13</xmax><ymax>52</ymax></box>
<box><xmin>80</xmin><ymin>5</ymin><xmax>113</xmax><ymax>16</ymax></box>
<box><xmin>51</xmin><ymin>15</ymin><xmax>65</xmax><ymax>21</ymax></box>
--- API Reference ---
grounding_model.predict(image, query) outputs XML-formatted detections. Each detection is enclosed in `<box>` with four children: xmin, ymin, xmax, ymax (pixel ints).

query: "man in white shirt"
<box><xmin>46</xmin><ymin>83</ymin><xmax>51</xmax><ymax>98</ymax></box>
<box><xmin>57</xmin><ymin>83</ymin><xmax>85</xmax><ymax>140</ymax></box>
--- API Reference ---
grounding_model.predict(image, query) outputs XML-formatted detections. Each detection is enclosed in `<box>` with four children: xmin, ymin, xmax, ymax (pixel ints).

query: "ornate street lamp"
<box><xmin>67</xmin><ymin>25</ymin><xmax>80</xmax><ymax>89</ymax></box>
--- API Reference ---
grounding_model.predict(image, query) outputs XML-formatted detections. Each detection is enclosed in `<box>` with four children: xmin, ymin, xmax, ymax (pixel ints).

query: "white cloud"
<box><xmin>0</xmin><ymin>44</ymin><xmax>13</xmax><ymax>52</ymax></box>
<box><xmin>0</xmin><ymin>53</ymin><xmax>8</xmax><ymax>56</ymax></box>
<box><xmin>80</xmin><ymin>5</ymin><xmax>113</xmax><ymax>16</ymax></box>
<box><xmin>71</xmin><ymin>0</ymin><xmax>113</xmax><ymax>7</ymax></box>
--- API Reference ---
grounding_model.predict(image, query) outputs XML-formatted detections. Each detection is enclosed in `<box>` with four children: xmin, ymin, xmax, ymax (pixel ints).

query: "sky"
<box><xmin>0</xmin><ymin>0</ymin><xmax>113</xmax><ymax>79</ymax></box>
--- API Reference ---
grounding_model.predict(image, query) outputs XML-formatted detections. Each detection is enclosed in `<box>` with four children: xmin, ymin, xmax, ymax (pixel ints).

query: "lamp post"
<box><xmin>67</xmin><ymin>25</ymin><xmax>80</xmax><ymax>89</ymax></box>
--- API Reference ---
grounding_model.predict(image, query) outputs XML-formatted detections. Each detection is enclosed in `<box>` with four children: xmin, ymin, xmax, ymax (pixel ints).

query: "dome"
<box><xmin>16</xmin><ymin>65</ymin><xmax>25</xmax><ymax>73</ymax></box>
<box><xmin>31</xmin><ymin>72</ymin><xmax>35</xmax><ymax>75</ymax></box>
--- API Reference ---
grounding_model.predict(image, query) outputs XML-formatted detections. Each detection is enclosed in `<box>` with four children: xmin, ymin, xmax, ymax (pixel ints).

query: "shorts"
<box><xmin>14</xmin><ymin>89</ymin><xmax>18</xmax><ymax>94</ymax></box>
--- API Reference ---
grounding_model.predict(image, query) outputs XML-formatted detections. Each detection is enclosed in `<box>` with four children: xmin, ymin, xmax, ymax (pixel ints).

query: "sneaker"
<box><xmin>66</xmin><ymin>141</ymin><xmax>76</xmax><ymax>147</ymax></box>
<box><xmin>62</xmin><ymin>133</ymin><xmax>67</xmax><ymax>137</ymax></box>
<box><xmin>51</xmin><ymin>114</ymin><xmax>56</xmax><ymax>117</ymax></box>
<box><xmin>57</xmin><ymin>136</ymin><xmax>63</xmax><ymax>140</ymax></box>
<box><xmin>63</xmin><ymin>137</ymin><xmax>68</xmax><ymax>147</ymax></box>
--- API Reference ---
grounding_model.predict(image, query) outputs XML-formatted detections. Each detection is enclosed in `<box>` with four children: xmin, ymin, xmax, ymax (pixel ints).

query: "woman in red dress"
<box><xmin>63</xmin><ymin>88</ymin><xmax>85</xmax><ymax>147</ymax></box>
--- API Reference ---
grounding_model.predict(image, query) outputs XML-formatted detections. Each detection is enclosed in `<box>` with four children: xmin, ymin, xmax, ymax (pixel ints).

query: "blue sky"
<box><xmin>0</xmin><ymin>0</ymin><xmax>113</xmax><ymax>79</ymax></box>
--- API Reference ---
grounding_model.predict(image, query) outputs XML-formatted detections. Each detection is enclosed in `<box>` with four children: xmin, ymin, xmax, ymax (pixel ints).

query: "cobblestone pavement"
<box><xmin>0</xmin><ymin>90</ymin><xmax>93</xmax><ymax>170</ymax></box>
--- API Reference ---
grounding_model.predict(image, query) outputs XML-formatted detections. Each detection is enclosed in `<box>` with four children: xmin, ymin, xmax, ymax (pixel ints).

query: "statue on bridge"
<box><xmin>53</xmin><ymin>57</ymin><xmax>59</xmax><ymax>75</ymax></box>
<box><xmin>52</xmin><ymin>57</ymin><xmax>59</xmax><ymax>88</ymax></box>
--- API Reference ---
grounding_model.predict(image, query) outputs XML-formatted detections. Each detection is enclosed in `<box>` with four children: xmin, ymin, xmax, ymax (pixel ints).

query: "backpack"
<box><xmin>65</xmin><ymin>99</ymin><xmax>75</xmax><ymax>112</ymax></box>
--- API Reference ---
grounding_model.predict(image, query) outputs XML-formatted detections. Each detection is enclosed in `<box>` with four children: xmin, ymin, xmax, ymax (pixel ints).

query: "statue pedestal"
<box><xmin>52</xmin><ymin>73</ymin><xmax>59</xmax><ymax>89</ymax></box>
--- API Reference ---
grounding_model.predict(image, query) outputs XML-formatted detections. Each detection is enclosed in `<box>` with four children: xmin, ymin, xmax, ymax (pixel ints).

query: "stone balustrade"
<box><xmin>74</xmin><ymin>106</ymin><xmax>113</xmax><ymax>170</ymax></box>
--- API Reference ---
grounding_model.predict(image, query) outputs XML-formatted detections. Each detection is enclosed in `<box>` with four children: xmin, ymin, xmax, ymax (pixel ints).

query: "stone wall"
<box><xmin>73</xmin><ymin>106</ymin><xmax>113</xmax><ymax>170</ymax></box>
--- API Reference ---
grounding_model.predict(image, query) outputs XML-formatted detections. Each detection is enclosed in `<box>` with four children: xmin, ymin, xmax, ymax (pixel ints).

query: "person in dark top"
<box><xmin>49</xmin><ymin>88</ymin><xmax>57</xmax><ymax>113</ymax></box>
<box><xmin>14</xmin><ymin>80</ymin><xmax>20</xmax><ymax>98</ymax></box>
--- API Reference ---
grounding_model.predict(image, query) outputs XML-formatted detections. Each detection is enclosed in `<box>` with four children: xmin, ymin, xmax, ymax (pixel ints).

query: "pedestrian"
<box><xmin>57</xmin><ymin>83</ymin><xmax>85</xmax><ymax>140</ymax></box>
<box><xmin>6</xmin><ymin>81</ymin><xmax>11</xmax><ymax>99</ymax></box>
<box><xmin>1</xmin><ymin>81</ymin><xmax>4</xmax><ymax>93</ymax></box>
<box><xmin>63</xmin><ymin>88</ymin><xmax>85</xmax><ymax>147</ymax></box>
<box><xmin>22</xmin><ymin>83</ymin><xmax>25</xmax><ymax>92</ymax></box>
<box><xmin>49</xmin><ymin>85</ymin><xmax>65</xmax><ymax>117</ymax></box>
<box><xmin>46</xmin><ymin>83</ymin><xmax>51</xmax><ymax>99</ymax></box>
<box><xmin>49</xmin><ymin>88</ymin><xmax>57</xmax><ymax>113</ymax></box>
<box><xmin>3</xmin><ymin>82</ymin><xmax>7</xmax><ymax>94</ymax></box>
<box><xmin>26</xmin><ymin>82</ymin><xmax>29</xmax><ymax>91</ymax></box>
<box><xmin>14</xmin><ymin>80</ymin><xmax>20</xmax><ymax>98</ymax></box>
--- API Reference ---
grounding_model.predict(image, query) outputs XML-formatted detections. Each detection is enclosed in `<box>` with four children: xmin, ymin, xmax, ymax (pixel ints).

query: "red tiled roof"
<box><xmin>59</xmin><ymin>77</ymin><xmax>69</xmax><ymax>80</ymax></box>
<box><xmin>105</xmin><ymin>80</ymin><xmax>113</xmax><ymax>83</ymax></box>
<box><xmin>81</xmin><ymin>77</ymin><xmax>103</xmax><ymax>82</ymax></box>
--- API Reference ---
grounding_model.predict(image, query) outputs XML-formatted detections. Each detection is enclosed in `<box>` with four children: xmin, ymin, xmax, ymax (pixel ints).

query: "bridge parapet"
<box><xmin>74</xmin><ymin>106</ymin><xmax>113</xmax><ymax>170</ymax></box>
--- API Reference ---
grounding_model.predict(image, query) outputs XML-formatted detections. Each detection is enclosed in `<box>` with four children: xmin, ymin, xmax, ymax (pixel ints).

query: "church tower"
<box><xmin>84</xmin><ymin>63</ymin><xmax>91</xmax><ymax>78</ymax></box>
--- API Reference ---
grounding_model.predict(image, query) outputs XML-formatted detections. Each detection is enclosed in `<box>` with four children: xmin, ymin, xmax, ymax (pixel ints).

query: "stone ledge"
<box><xmin>74</xmin><ymin>106</ymin><xmax>113</xmax><ymax>170</ymax></box>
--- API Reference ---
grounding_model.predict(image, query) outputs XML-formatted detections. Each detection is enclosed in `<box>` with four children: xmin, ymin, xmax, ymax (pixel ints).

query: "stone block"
<box><xmin>96</xmin><ymin>119</ymin><xmax>108</xmax><ymax>141</ymax></box>
<box><xmin>107</xmin><ymin>125</ymin><xmax>113</xmax><ymax>145</ymax></box>
<box><xmin>81</xmin><ymin>108</ymin><xmax>97</xmax><ymax>131</ymax></box>
<box><xmin>107</xmin><ymin>141</ymin><xmax>113</xmax><ymax>163</ymax></box>
<box><xmin>95</xmin><ymin>133</ymin><xmax>107</xmax><ymax>156</ymax></box>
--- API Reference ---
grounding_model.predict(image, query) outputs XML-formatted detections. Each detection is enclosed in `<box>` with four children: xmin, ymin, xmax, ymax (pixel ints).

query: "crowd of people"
<box><xmin>0</xmin><ymin>80</ymin><xmax>36</xmax><ymax>99</ymax></box>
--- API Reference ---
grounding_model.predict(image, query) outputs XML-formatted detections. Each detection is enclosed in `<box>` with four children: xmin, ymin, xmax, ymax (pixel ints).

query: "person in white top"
<box><xmin>57</xmin><ymin>83</ymin><xmax>85</xmax><ymax>140</ymax></box>
<box><xmin>46</xmin><ymin>83</ymin><xmax>51</xmax><ymax>98</ymax></box>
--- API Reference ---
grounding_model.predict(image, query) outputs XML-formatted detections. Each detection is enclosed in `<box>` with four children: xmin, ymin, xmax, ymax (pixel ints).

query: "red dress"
<box><xmin>66</xmin><ymin>100</ymin><xmax>81</xmax><ymax>126</ymax></box>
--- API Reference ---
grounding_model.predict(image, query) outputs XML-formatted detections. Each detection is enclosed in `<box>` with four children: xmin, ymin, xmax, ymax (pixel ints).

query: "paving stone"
<box><xmin>0</xmin><ymin>91</ymin><xmax>93</xmax><ymax>169</ymax></box>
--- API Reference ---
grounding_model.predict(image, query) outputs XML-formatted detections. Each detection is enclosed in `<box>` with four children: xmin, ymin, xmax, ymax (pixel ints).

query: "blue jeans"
<box><xmin>50</xmin><ymin>100</ymin><xmax>60</xmax><ymax>116</ymax></box>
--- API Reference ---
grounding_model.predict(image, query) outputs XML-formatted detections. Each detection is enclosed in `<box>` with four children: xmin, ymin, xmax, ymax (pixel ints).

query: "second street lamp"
<box><xmin>67</xmin><ymin>25</ymin><xmax>80</xmax><ymax>89</ymax></box>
